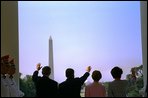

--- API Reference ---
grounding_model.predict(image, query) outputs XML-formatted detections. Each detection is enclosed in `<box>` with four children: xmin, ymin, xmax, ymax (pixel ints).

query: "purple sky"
<box><xmin>18</xmin><ymin>1</ymin><xmax>142</xmax><ymax>83</ymax></box>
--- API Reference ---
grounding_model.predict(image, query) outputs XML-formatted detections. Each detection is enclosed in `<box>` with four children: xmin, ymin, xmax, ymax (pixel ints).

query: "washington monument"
<box><xmin>49</xmin><ymin>36</ymin><xmax>54</xmax><ymax>79</ymax></box>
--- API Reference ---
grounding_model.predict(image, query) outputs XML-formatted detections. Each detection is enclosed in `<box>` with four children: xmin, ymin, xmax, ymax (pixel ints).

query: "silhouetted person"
<box><xmin>85</xmin><ymin>70</ymin><xmax>106</xmax><ymax>97</ymax></box>
<box><xmin>108</xmin><ymin>66</ymin><xmax>128</xmax><ymax>97</ymax></box>
<box><xmin>59</xmin><ymin>66</ymin><xmax>91</xmax><ymax>97</ymax></box>
<box><xmin>32</xmin><ymin>63</ymin><xmax>58</xmax><ymax>97</ymax></box>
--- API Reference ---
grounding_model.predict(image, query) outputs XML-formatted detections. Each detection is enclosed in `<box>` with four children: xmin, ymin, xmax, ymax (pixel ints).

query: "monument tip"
<box><xmin>49</xmin><ymin>36</ymin><xmax>52</xmax><ymax>40</ymax></box>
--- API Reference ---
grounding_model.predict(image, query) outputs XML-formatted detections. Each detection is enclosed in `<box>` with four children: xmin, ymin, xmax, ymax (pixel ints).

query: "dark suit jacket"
<box><xmin>32</xmin><ymin>71</ymin><xmax>58</xmax><ymax>97</ymax></box>
<box><xmin>58</xmin><ymin>72</ymin><xmax>90</xmax><ymax>97</ymax></box>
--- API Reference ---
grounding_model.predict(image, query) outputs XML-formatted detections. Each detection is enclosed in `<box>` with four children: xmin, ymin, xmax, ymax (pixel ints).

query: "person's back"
<box><xmin>59</xmin><ymin>75</ymin><xmax>88</xmax><ymax>97</ymax></box>
<box><xmin>108</xmin><ymin>80</ymin><xmax>128</xmax><ymax>97</ymax></box>
<box><xmin>32</xmin><ymin>63</ymin><xmax>58</xmax><ymax>97</ymax></box>
<box><xmin>85</xmin><ymin>70</ymin><xmax>106</xmax><ymax>97</ymax></box>
<box><xmin>36</xmin><ymin>75</ymin><xmax>58</xmax><ymax>97</ymax></box>
<box><xmin>59</xmin><ymin>66</ymin><xmax>91</xmax><ymax>97</ymax></box>
<box><xmin>108</xmin><ymin>66</ymin><xmax>128</xmax><ymax>97</ymax></box>
<box><xmin>85</xmin><ymin>82</ymin><xmax>106</xmax><ymax>97</ymax></box>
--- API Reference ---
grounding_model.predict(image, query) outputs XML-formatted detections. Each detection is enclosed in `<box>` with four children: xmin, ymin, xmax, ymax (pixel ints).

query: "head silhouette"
<box><xmin>92</xmin><ymin>70</ymin><xmax>102</xmax><ymax>82</ymax></box>
<box><xmin>66</xmin><ymin>68</ymin><xmax>74</xmax><ymax>79</ymax></box>
<box><xmin>111</xmin><ymin>66</ymin><xmax>123</xmax><ymax>79</ymax></box>
<box><xmin>42</xmin><ymin>66</ymin><xmax>51</xmax><ymax>77</ymax></box>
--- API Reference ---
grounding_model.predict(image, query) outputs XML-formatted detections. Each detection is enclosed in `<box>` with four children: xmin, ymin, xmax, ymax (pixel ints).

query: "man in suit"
<box><xmin>59</xmin><ymin>66</ymin><xmax>91</xmax><ymax>97</ymax></box>
<box><xmin>32</xmin><ymin>63</ymin><xmax>58</xmax><ymax>97</ymax></box>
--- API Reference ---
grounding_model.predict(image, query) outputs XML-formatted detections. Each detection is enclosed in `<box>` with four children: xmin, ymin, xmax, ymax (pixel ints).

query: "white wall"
<box><xmin>140</xmin><ymin>1</ymin><xmax>147</xmax><ymax>89</ymax></box>
<box><xmin>1</xmin><ymin>1</ymin><xmax>19</xmax><ymax>87</ymax></box>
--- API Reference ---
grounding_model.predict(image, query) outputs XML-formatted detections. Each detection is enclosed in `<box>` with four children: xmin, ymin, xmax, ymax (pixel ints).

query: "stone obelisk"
<box><xmin>49</xmin><ymin>36</ymin><xmax>54</xmax><ymax>79</ymax></box>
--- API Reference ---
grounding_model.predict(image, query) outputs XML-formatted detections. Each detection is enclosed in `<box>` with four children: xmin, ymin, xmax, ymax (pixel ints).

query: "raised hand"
<box><xmin>86</xmin><ymin>66</ymin><xmax>91</xmax><ymax>72</ymax></box>
<box><xmin>36</xmin><ymin>63</ymin><xmax>42</xmax><ymax>71</ymax></box>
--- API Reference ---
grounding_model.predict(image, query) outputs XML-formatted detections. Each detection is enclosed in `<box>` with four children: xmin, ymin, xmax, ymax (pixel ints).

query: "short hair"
<box><xmin>66</xmin><ymin>68</ymin><xmax>74</xmax><ymax>79</ymax></box>
<box><xmin>92</xmin><ymin>70</ymin><xmax>102</xmax><ymax>81</ymax></box>
<box><xmin>42</xmin><ymin>66</ymin><xmax>51</xmax><ymax>76</ymax></box>
<box><xmin>111</xmin><ymin>66</ymin><xmax>123</xmax><ymax>79</ymax></box>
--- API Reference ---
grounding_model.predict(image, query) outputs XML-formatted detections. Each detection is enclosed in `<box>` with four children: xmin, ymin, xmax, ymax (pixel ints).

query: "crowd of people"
<box><xmin>1</xmin><ymin>54</ymin><xmax>147</xmax><ymax>97</ymax></box>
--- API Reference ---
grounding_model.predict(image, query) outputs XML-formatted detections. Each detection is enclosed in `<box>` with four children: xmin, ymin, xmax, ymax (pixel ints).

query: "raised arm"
<box><xmin>32</xmin><ymin>63</ymin><xmax>42</xmax><ymax>82</ymax></box>
<box><xmin>79</xmin><ymin>66</ymin><xmax>91</xmax><ymax>85</ymax></box>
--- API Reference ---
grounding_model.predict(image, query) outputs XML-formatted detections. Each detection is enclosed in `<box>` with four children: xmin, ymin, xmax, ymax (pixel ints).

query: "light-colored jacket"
<box><xmin>1</xmin><ymin>74</ymin><xmax>10</xmax><ymax>97</ymax></box>
<box><xmin>6</xmin><ymin>75</ymin><xmax>24</xmax><ymax>97</ymax></box>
